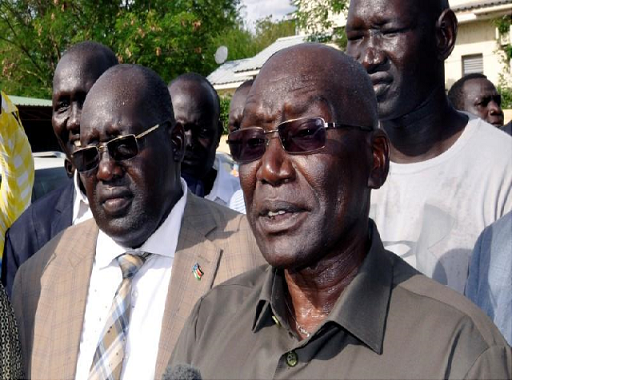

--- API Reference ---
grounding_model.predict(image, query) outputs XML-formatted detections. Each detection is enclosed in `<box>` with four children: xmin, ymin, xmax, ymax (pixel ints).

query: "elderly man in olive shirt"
<box><xmin>168</xmin><ymin>43</ymin><xmax>511</xmax><ymax>379</ymax></box>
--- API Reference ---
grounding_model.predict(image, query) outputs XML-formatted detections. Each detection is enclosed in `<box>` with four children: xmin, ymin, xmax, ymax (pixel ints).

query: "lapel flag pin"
<box><xmin>192</xmin><ymin>263</ymin><xmax>204</xmax><ymax>281</ymax></box>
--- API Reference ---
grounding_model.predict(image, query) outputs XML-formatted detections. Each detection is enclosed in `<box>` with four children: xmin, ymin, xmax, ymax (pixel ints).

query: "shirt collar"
<box><xmin>205</xmin><ymin>156</ymin><xmax>236</xmax><ymax>205</ymax></box>
<box><xmin>252</xmin><ymin>220</ymin><xmax>392</xmax><ymax>355</ymax></box>
<box><xmin>72</xmin><ymin>171</ymin><xmax>90</xmax><ymax>218</ymax></box>
<box><xmin>95</xmin><ymin>178</ymin><xmax>188</xmax><ymax>269</ymax></box>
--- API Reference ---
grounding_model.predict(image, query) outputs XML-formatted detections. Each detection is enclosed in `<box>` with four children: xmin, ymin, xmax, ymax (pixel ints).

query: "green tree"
<box><xmin>0</xmin><ymin>0</ymin><xmax>240</xmax><ymax>98</ymax></box>
<box><xmin>292</xmin><ymin>0</ymin><xmax>347</xmax><ymax>49</ymax></box>
<box><xmin>493</xmin><ymin>14</ymin><xmax>512</xmax><ymax>109</ymax></box>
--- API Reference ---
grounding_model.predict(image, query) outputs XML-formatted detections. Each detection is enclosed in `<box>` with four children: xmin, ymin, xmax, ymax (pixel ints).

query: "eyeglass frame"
<box><xmin>71</xmin><ymin>121</ymin><xmax>167</xmax><ymax>173</ymax></box>
<box><xmin>226</xmin><ymin>116</ymin><xmax>375</xmax><ymax>164</ymax></box>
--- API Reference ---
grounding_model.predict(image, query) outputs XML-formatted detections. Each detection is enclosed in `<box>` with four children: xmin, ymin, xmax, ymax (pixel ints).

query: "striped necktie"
<box><xmin>88</xmin><ymin>252</ymin><xmax>149</xmax><ymax>380</ymax></box>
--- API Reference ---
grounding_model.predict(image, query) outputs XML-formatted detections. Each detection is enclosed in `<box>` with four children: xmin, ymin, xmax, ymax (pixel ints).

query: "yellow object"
<box><xmin>0</xmin><ymin>91</ymin><xmax>35</xmax><ymax>252</ymax></box>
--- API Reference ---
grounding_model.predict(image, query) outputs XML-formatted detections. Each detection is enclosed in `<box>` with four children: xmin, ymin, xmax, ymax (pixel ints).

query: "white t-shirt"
<box><xmin>204</xmin><ymin>155</ymin><xmax>245</xmax><ymax>214</ymax></box>
<box><xmin>370</xmin><ymin>114</ymin><xmax>511</xmax><ymax>293</ymax></box>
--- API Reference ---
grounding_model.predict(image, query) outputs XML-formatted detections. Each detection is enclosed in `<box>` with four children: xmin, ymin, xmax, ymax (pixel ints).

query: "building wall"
<box><xmin>445</xmin><ymin>18</ymin><xmax>507</xmax><ymax>90</ymax></box>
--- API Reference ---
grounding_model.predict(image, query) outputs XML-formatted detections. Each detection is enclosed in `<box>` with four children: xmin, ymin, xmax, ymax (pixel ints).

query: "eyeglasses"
<box><xmin>227</xmin><ymin>117</ymin><xmax>374</xmax><ymax>164</ymax></box>
<box><xmin>71</xmin><ymin>122</ymin><xmax>165</xmax><ymax>173</ymax></box>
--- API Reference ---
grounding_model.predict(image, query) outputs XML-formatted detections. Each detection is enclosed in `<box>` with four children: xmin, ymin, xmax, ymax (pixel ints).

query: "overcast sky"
<box><xmin>240</xmin><ymin>0</ymin><xmax>297</xmax><ymax>32</ymax></box>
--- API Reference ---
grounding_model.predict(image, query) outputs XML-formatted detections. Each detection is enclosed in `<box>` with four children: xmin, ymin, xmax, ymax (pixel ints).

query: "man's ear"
<box><xmin>171</xmin><ymin>121</ymin><xmax>185</xmax><ymax>163</ymax></box>
<box><xmin>63</xmin><ymin>158</ymin><xmax>75</xmax><ymax>178</ymax></box>
<box><xmin>368</xmin><ymin>129</ymin><xmax>390</xmax><ymax>189</ymax></box>
<box><xmin>435</xmin><ymin>9</ymin><xmax>458</xmax><ymax>61</ymax></box>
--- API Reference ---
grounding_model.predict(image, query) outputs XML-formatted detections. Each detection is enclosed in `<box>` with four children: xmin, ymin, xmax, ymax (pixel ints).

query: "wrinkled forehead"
<box><xmin>80</xmin><ymin>88</ymin><xmax>153</xmax><ymax>137</ymax></box>
<box><xmin>348</xmin><ymin>0</ymin><xmax>423</xmax><ymax>26</ymax></box>
<box><xmin>242</xmin><ymin>70</ymin><xmax>345</xmax><ymax>128</ymax></box>
<box><xmin>53</xmin><ymin>55</ymin><xmax>108</xmax><ymax>92</ymax></box>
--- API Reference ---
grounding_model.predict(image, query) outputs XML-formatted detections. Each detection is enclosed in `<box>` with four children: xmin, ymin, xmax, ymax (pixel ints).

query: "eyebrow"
<box><xmin>283</xmin><ymin>94</ymin><xmax>332</xmax><ymax>120</ymax></box>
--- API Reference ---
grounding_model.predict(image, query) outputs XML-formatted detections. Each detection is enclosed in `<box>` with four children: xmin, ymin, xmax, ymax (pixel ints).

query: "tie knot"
<box><xmin>117</xmin><ymin>252</ymin><xmax>149</xmax><ymax>279</ymax></box>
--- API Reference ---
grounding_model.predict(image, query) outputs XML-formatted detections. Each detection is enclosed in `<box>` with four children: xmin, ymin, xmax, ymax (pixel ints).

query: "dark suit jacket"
<box><xmin>1</xmin><ymin>179</ymin><xmax>74</xmax><ymax>298</ymax></box>
<box><xmin>12</xmin><ymin>192</ymin><xmax>263</xmax><ymax>379</ymax></box>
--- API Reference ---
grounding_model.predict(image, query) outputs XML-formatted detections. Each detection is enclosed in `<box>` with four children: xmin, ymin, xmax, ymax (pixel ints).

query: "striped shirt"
<box><xmin>0</xmin><ymin>91</ymin><xmax>34</xmax><ymax>253</ymax></box>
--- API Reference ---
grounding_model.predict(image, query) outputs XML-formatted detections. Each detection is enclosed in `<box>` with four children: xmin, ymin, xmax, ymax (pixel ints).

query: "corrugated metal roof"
<box><xmin>452</xmin><ymin>0</ymin><xmax>511</xmax><ymax>12</ymax></box>
<box><xmin>7</xmin><ymin>95</ymin><xmax>51</xmax><ymax>107</ymax></box>
<box><xmin>233</xmin><ymin>35</ymin><xmax>307</xmax><ymax>73</ymax></box>
<box><xmin>207</xmin><ymin>35</ymin><xmax>308</xmax><ymax>88</ymax></box>
<box><xmin>206</xmin><ymin>58</ymin><xmax>254</xmax><ymax>86</ymax></box>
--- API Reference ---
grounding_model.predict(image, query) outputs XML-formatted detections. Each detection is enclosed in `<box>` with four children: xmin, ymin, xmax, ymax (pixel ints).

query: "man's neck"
<box><xmin>381</xmin><ymin>88</ymin><xmax>468</xmax><ymax>164</ymax></box>
<box><xmin>283</xmin><ymin>223</ymin><xmax>370</xmax><ymax>339</ymax></box>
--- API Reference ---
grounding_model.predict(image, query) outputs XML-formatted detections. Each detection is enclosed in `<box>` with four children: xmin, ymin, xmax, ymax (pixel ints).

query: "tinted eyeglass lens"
<box><xmin>107</xmin><ymin>135</ymin><xmax>139</xmax><ymax>161</ymax></box>
<box><xmin>228</xmin><ymin>128</ymin><xmax>268</xmax><ymax>163</ymax></box>
<box><xmin>72</xmin><ymin>147</ymin><xmax>99</xmax><ymax>172</ymax></box>
<box><xmin>279</xmin><ymin>117</ymin><xmax>326</xmax><ymax>153</ymax></box>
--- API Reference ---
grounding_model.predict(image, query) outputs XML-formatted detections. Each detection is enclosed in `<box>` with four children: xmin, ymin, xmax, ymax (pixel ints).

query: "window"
<box><xmin>462</xmin><ymin>54</ymin><xmax>484</xmax><ymax>76</ymax></box>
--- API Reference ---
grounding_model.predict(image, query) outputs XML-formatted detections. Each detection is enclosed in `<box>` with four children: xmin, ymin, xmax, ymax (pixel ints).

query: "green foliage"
<box><xmin>219</xmin><ymin>94</ymin><xmax>232</xmax><ymax>135</ymax></box>
<box><xmin>498</xmin><ymin>85</ymin><xmax>512</xmax><ymax>109</ymax></box>
<box><xmin>293</xmin><ymin>0</ymin><xmax>348</xmax><ymax>50</ymax></box>
<box><xmin>0</xmin><ymin>1</ymin><xmax>298</xmax><ymax>99</ymax></box>
<box><xmin>493</xmin><ymin>14</ymin><xmax>512</xmax><ymax>63</ymax></box>
<box><xmin>0</xmin><ymin>0</ymin><xmax>240</xmax><ymax>98</ymax></box>
<box><xmin>493</xmin><ymin>14</ymin><xmax>512</xmax><ymax>109</ymax></box>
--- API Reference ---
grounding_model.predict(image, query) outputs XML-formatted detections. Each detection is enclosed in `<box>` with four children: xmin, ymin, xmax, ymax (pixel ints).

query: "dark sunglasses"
<box><xmin>227</xmin><ymin>117</ymin><xmax>374</xmax><ymax>164</ymax></box>
<box><xmin>71</xmin><ymin>122</ymin><xmax>165</xmax><ymax>173</ymax></box>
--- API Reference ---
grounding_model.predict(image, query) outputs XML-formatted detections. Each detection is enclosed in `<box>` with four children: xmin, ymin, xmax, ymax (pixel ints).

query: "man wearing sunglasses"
<box><xmin>168</xmin><ymin>73</ymin><xmax>244</xmax><ymax>213</ymax></box>
<box><xmin>167</xmin><ymin>43</ymin><xmax>511</xmax><ymax>379</ymax></box>
<box><xmin>448</xmin><ymin>73</ymin><xmax>506</xmax><ymax>129</ymax></box>
<box><xmin>346</xmin><ymin>0</ymin><xmax>512</xmax><ymax>294</ymax></box>
<box><xmin>2</xmin><ymin>41</ymin><xmax>118</xmax><ymax>299</ymax></box>
<box><xmin>12</xmin><ymin>64</ymin><xmax>263</xmax><ymax>379</ymax></box>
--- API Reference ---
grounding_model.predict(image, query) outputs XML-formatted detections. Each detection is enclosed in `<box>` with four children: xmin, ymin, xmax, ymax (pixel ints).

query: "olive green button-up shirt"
<box><xmin>169</xmin><ymin>222</ymin><xmax>512</xmax><ymax>379</ymax></box>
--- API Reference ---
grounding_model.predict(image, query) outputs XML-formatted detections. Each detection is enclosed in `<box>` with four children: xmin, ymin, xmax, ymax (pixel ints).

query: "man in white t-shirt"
<box><xmin>169</xmin><ymin>73</ymin><xmax>245</xmax><ymax>213</ymax></box>
<box><xmin>346</xmin><ymin>0</ymin><xmax>511</xmax><ymax>293</ymax></box>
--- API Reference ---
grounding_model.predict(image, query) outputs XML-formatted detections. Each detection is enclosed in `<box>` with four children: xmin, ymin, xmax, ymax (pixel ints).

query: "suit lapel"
<box><xmin>51</xmin><ymin>180</ymin><xmax>75</xmax><ymax>234</ymax></box>
<box><xmin>31</xmin><ymin>219</ymin><xmax>98</xmax><ymax>379</ymax></box>
<box><xmin>154</xmin><ymin>193</ymin><xmax>222</xmax><ymax>378</ymax></box>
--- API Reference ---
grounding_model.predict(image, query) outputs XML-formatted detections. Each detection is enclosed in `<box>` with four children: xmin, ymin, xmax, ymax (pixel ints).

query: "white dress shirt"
<box><xmin>74</xmin><ymin>179</ymin><xmax>188</xmax><ymax>380</ymax></box>
<box><xmin>72</xmin><ymin>170</ymin><xmax>93</xmax><ymax>225</ymax></box>
<box><xmin>205</xmin><ymin>155</ymin><xmax>245</xmax><ymax>213</ymax></box>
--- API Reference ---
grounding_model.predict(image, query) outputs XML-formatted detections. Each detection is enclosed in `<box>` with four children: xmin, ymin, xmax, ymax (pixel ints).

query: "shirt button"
<box><xmin>285</xmin><ymin>351</ymin><xmax>298</xmax><ymax>367</ymax></box>
<box><xmin>132</xmin><ymin>290</ymin><xmax>138</xmax><ymax>298</ymax></box>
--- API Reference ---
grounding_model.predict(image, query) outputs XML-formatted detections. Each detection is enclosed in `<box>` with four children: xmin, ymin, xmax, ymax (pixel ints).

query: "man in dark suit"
<box><xmin>1</xmin><ymin>41</ymin><xmax>118</xmax><ymax>297</ymax></box>
<box><xmin>12</xmin><ymin>64</ymin><xmax>263</xmax><ymax>379</ymax></box>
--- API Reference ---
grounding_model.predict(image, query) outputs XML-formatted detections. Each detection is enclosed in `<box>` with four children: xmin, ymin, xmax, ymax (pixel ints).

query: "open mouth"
<box><xmin>257</xmin><ymin>202</ymin><xmax>308</xmax><ymax>234</ymax></box>
<box><xmin>69</xmin><ymin>134</ymin><xmax>81</xmax><ymax>149</ymax></box>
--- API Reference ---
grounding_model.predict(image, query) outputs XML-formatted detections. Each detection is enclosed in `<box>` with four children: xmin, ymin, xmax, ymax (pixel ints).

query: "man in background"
<box><xmin>448</xmin><ymin>73</ymin><xmax>505</xmax><ymax>128</ymax></box>
<box><xmin>169</xmin><ymin>73</ymin><xmax>244</xmax><ymax>213</ymax></box>
<box><xmin>225</xmin><ymin>79</ymin><xmax>254</xmax><ymax>213</ymax></box>
<box><xmin>227</xmin><ymin>79</ymin><xmax>254</xmax><ymax>133</ymax></box>
<box><xmin>465</xmin><ymin>211</ymin><xmax>512</xmax><ymax>345</ymax></box>
<box><xmin>346</xmin><ymin>0</ymin><xmax>512</xmax><ymax>293</ymax></box>
<box><xmin>2</xmin><ymin>41</ymin><xmax>117</xmax><ymax>297</ymax></box>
